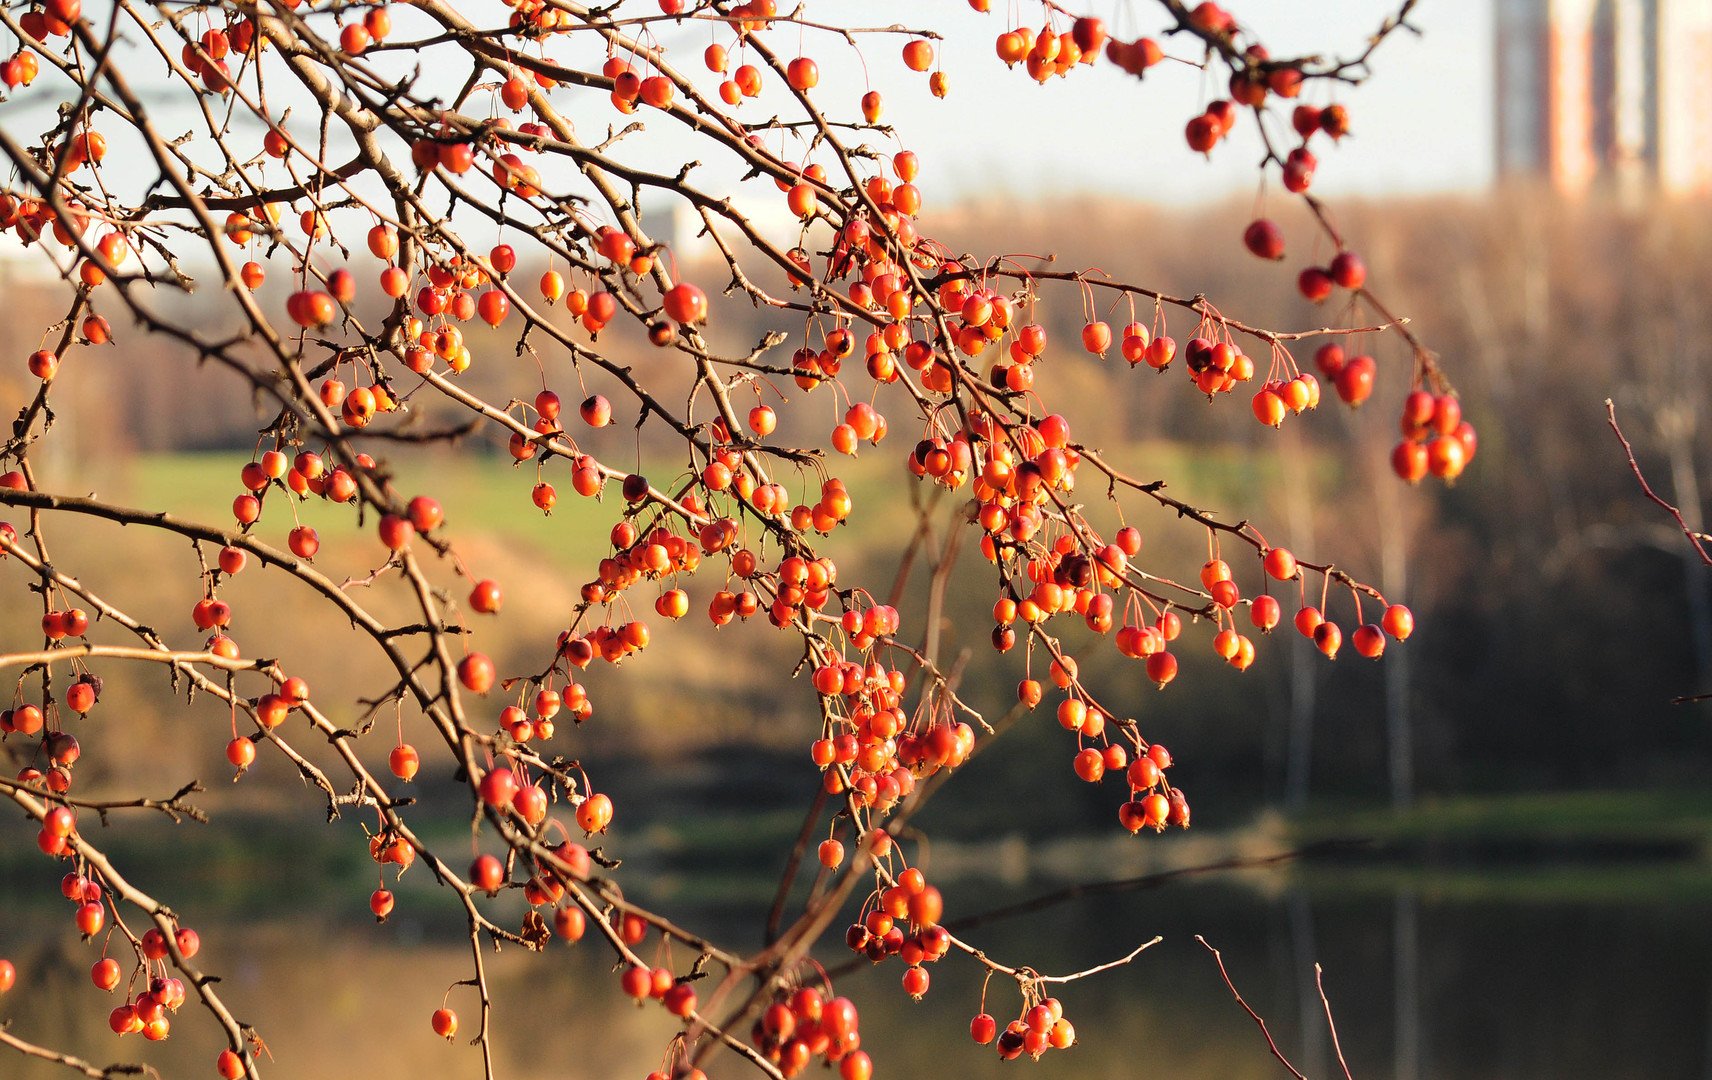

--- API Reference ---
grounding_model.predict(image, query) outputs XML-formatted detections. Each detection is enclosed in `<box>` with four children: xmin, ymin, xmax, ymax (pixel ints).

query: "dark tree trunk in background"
<box><xmin>1394</xmin><ymin>890</ymin><xmax>1422</xmax><ymax>1080</ymax></box>
<box><xmin>1282</xmin><ymin>430</ymin><xmax>1319</xmax><ymax>814</ymax></box>
<box><xmin>1288</xmin><ymin>890</ymin><xmax>1328</xmax><ymax>1077</ymax></box>
<box><xmin>1377</xmin><ymin>475</ymin><xmax>1415</xmax><ymax>811</ymax></box>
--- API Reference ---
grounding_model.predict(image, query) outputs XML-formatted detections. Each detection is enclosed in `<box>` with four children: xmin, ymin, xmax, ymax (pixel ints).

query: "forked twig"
<box><xmin>1316</xmin><ymin>964</ymin><xmax>1355</xmax><ymax>1080</ymax></box>
<box><xmin>1196</xmin><ymin>935</ymin><xmax>1310</xmax><ymax>1080</ymax></box>
<box><xmin>1606</xmin><ymin>399</ymin><xmax>1712</xmax><ymax>567</ymax></box>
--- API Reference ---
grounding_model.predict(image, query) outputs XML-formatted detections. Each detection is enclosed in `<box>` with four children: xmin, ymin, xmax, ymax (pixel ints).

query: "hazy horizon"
<box><xmin>0</xmin><ymin>0</ymin><xmax>1494</xmax><ymax>208</ymax></box>
<box><xmin>839</xmin><ymin>0</ymin><xmax>1494</xmax><ymax>204</ymax></box>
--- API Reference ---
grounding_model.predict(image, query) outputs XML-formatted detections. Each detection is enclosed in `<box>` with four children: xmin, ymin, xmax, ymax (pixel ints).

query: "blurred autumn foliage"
<box><xmin>7</xmin><ymin>187</ymin><xmax>1707</xmax><ymax>831</ymax></box>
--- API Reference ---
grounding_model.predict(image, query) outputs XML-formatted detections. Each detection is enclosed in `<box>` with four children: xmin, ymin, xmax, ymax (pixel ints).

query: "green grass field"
<box><xmin>1291</xmin><ymin>788</ymin><xmax>1712</xmax><ymax>848</ymax></box>
<box><xmin>117</xmin><ymin>450</ymin><xmax>623</xmax><ymax>571</ymax></box>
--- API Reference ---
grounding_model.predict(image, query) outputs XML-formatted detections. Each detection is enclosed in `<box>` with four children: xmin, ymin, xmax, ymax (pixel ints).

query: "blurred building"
<box><xmin>637</xmin><ymin>195</ymin><xmax>807</xmax><ymax>267</ymax></box>
<box><xmin>1495</xmin><ymin>0</ymin><xmax>1712</xmax><ymax>197</ymax></box>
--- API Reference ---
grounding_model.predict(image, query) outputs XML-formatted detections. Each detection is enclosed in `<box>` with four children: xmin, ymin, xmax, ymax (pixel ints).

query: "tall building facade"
<box><xmin>1495</xmin><ymin>0</ymin><xmax>1712</xmax><ymax>197</ymax></box>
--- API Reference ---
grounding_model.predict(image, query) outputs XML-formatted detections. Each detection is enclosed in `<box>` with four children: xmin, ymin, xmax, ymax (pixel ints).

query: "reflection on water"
<box><xmin>3</xmin><ymin>855</ymin><xmax>1708</xmax><ymax>1080</ymax></box>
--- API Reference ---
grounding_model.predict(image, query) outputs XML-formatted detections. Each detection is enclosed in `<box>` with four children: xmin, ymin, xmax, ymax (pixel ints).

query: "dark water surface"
<box><xmin>2</xmin><ymin>844</ymin><xmax>1706</xmax><ymax>1080</ymax></box>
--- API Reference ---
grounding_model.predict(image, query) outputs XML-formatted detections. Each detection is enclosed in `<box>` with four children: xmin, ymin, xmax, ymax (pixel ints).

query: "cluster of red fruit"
<box><xmin>1310</xmin><ymin>344</ymin><xmax>1476</xmax><ymax>481</ymax></box>
<box><xmin>616</xmin><ymin>934</ymin><xmax>878</xmax><ymax>1079</ymax></box>
<box><xmin>316</xmin><ymin>370</ymin><xmax>402</xmax><ymax>431</ymax></box>
<box><xmin>0</xmin><ymin>44</ymin><xmax>39</xmax><ymax>87</ymax></box>
<box><xmin>584</xmin><ymin>518</ymin><xmax>709</xmax><ymax>619</ymax></box>
<box><xmin>0</xmin><ymin>0</ymin><xmax>1470</xmax><ymax>1074</ymax></box>
<box><xmin>970</xmin><ymin>996</ymin><xmax>1078</xmax><ymax>1061</ymax></box>
<box><xmin>12</xmin><ymin>0</ymin><xmax>80</xmax><ymax>49</ymax></box>
<box><xmin>450</xmin><ymin>840</ymin><xmax>603</xmax><ymax>930</ymax></box>
<box><xmin>1138</xmin><ymin>5</ymin><xmax>1477</xmax><ymax>471</ymax></box>
<box><xmin>1297</xmin><ymin>250</ymin><xmax>1368</xmax><ymax>304</ymax></box>
<box><xmin>1185</xmin><ymin>99</ymin><xmax>1241</xmax><ymax>155</ymax></box>
<box><xmin>742</xmin><ymin>986</ymin><xmax>873</xmax><ymax>1080</ymax></box>
<box><xmin>333</xmin><ymin>4</ymin><xmax>391</xmax><ymax>55</ymax></box>
<box><xmin>172</xmin><ymin>15</ymin><xmax>257</xmax><ymax>94</ymax></box>
<box><xmin>1249</xmin><ymin>369</ymin><xmax>1323</xmax><ymax>429</ymax></box>
<box><xmin>426</xmin><ymin>773</ymin><xmax>619</xmax><ymax>950</ymax></box>
<box><xmin>231</xmin><ymin>448</ymin><xmax>382</xmax><ymax>528</ymax></box>
<box><xmin>487</xmin><ymin>682</ymin><xmax>583</xmax><ymax>748</ymax></box>
<box><xmin>97</xmin><ymin>925</ymin><xmax>200</xmax><ymax>1043</ymax></box>
<box><xmin>842</xmin><ymin>863</ymin><xmax>950</xmax><ymax>1003</ymax></box>
<box><xmin>0</xmin><ymin>702</ymin><xmax>45</xmax><ymax>737</ymax></box>
<box><xmin>705</xmin><ymin>549</ymin><xmax>852</xmax><ymax>638</ymax></box>
<box><xmin>809</xmin><ymin>658</ymin><xmax>964</xmax><ymax>814</ymax></box>
<box><xmin>992</xmin><ymin>16</ymin><xmax>1109</xmax><ymax>81</ymax></box>
<box><xmin>602</xmin><ymin>53</ymin><xmax>686</xmax><ymax>114</ymax></box>
<box><xmin>0</xmin><ymin>197</ymin><xmax>129</xmax><ymax>306</ymax></box>
<box><xmin>3</xmin><ymin>708</ymin><xmax>80</xmax><ymax>792</ymax></box>
<box><xmin>1033</xmin><ymin>648</ymin><xmax>1190</xmax><ymax>832</ymax></box>
<box><xmin>13</xmin><ymin>803</ymin><xmax>219</xmax><ymax>1050</ymax></box>
<box><xmin>268</xmin><ymin>167</ymin><xmax>714</xmax><ymax>355</ymax></box>
<box><xmin>1393</xmin><ymin>387</ymin><xmax>1478</xmax><ymax>484</ymax></box>
<box><xmin>1177</xmin><ymin>335</ymin><xmax>1268</xmax><ymax>400</ymax></box>
<box><xmin>0</xmin><ymin>191</ymin><xmax>70</xmax><ymax>242</ymax></box>
<box><xmin>104</xmin><ymin>973</ymin><xmax>186</xmax><ymax>1042</ymax></box>
<box><xmin>1116</xmin><ymin>745</ymin><xmax>1189</xmax><ymax>833</ymax></box>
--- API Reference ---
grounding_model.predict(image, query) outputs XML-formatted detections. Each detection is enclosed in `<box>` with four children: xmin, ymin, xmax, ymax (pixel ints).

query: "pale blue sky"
<box><xmin>0</xmin><ymin>1</ymin><xmax>1493</xmax><ymax>211</ymax></box>
<box><xmin>795</xmin><ymin>0</ymin><xmax>1496</xmax><ymax>203</ymax></box>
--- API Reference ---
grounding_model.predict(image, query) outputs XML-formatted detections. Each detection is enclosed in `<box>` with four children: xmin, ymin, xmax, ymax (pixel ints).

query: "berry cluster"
<box><xmin>742</xmin><ymin>988</ymin><xmax>872</xmax><ymax>1080</ymax></box>
<box><xmin>970</xmin><ymin>996</ymin><xmax>1078</xmax><ymax>1061</ymax></box>
<box><xmin>0</xmin><ymin>0</ymin><xmax>1461</xmax><ymax>1077</ymax></box>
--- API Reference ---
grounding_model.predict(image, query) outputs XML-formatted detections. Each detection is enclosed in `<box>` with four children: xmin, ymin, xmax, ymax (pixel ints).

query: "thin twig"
<box><xmin>1606</xmin><ymin>399</ymin><xmax>1712</xmax><ymax>566</ymax></box>
<box><xmin>1196</xmin><ymin>936</ymin><xmax>1310</xmax><ymax>1080</ymax></box>
<box><xmin>1316</xmin><ymin>964</ymin><xmax>1355</xmax><ymax>1080</ymax></box>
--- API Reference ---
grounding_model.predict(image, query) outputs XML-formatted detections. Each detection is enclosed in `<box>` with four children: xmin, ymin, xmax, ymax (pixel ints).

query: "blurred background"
<box><xmin>2</xmin><ymin>1</ymin><xmax>1711</xmax><ymax>1078</ymax></box>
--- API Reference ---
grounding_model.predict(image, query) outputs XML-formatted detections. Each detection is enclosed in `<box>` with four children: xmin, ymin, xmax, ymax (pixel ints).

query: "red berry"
<box><xmin>1329</xmin><ymin>250</ymin><xmax>1367</xmax><ymax>289</ymax></box>
<box><xmin>1382</xmin><ymin>604</ymin><xmax>1414</xmax><ymax>641</ymax></box>
<box><xmin>288</xmin><ymin>525</ymin><xmax>319</xmax><ymax>559</ymax></box>
<box><xmin>478</xmin><ymin>767</ymin><xmax>518</xmax><ymax>807</ymax></box>
<box><xmin>1185</xmin><ymin>113</ymin><xmax>1220</xmax><ymax>153</ymax></box>
<box><xmin>468</xmin><ymin>579</ymin><xmax>503</xmax><ymax>614</ymax></box>
<box><xmin>1321</xmin><ymin>103</ymin><xmax>1351</xmax><ymax>139</ymax></box>
<box><xmin>901</xmin><ymin>964</ymin><xmax>929</xmax><ymax>998</ymax></box>
<box><xmin>431</xmin><ymin>1007</ymin><xmax>458</xmax><ymax>1039</ymax></box>
<box><xmin>1250</xmin><ymin>594</ymin><xmax>1282</xmax><ymax>632</ymax></box>
<box><xmin>389</xmin><ymin>743</ymin><xmax>419</xmax><ymax>781</ymax></box>
<box><xmin>1243</xmin><ymin>218</ymin><xmax>1284</xmax><ymax>260</ymax></box>
<box><xmin>476</xmin><ymin>289</ymin><xmax>509</xmax><ymax>326</ymax></box>
<box><xmin>458</xmin><ymin>652</ymin><xmax>496</xmax><ymax>694</ymax></box>
<box><xmin>662</xmin><ymin>282</ymin><xmax>707</xmax><ymax>324</ymax></box>
<box><xmin>470</xmin><ymin>853</ymin><xmax>504</xmax><ymax>895</ymax></box>
<box><xmin>406</xmin><ymin>495</ymin><xmax>443</xmax><ymax>533</ymax></box>
<box><xmin>840</xmin><ymin>1051</ymin><xmax>873</xmax><ymax>1080</ymax></box>
<box><xmin>552</xmin><ymin>905</ymin><xmax>585</xmax><ymax>942</ymax></box>
<box><xmin>1352</xmin><ymin>623</ymin><xmax>1385</xmax><ymax>658</ymax></box>
<box><xmin>576</xmin><ymin>792</ymin><xmax>613</xmax><ymax>833</ymax></box>
<box><xmin>971</xmin><ymin>1012</ymin><xmax>997</xmax><ymax>1044</ymax></box>
<box><xmin>1314</xmin><ymin>620</ymin><xmax>1342</xmax><ymax>658</ymax></box>
<box><xmin>226</xmin><ymin>737</ymin><xmax>255</xmax><ymax>769</ymax></box>
<box><xmin>91</xmin><ymin>957</ymin><xmax>120</xmax><ymax>991</ymax></box>
<box><xmin>621</xmin><ymin>965</ymin><xmax>651</xmax><ymax>999</ymax></box>
<box><xmin>1297</xmin><ymin>266</ymin><xmax>1333</xmax><ymax>303</ymax></box>
<box><xmin>1392</xmin><ymin>440</ymin><xmax>1429</xmax><ymax>483</ymax></box>
<box><xmin>1334</xmin><ymin>355</ymin><xmax>1377</xmax><ymax>406</ymax></box>
<box><xmin>663</xmin><ymin>982</ymin><xmax>697</xmax><ymax>1017</ymax></box>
